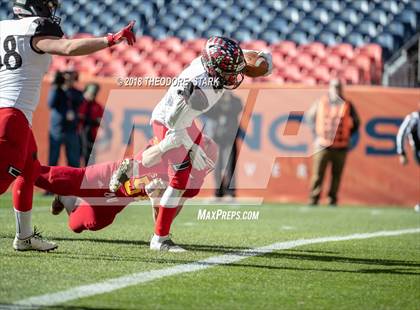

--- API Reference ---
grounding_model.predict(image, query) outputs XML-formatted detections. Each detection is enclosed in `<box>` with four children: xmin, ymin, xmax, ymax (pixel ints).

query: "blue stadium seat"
<box><xmin>287</xmin><ymin>30</ymin><xmax>310</xmax><ymax>45</ymax></box>
<box><xmin>293</xmin><ymin>0</ymin><xmax>314</xmax><ymax>13</ymax></box>
<box><xmin>298</xmin><ymin>19</ymin><xmax>322</xmax><ymax>37</ymax></box>
<box><xmin>379</xmin><ymin>0</ymin><xmax>401</xmax><ymax>15</ymax></box>
<box><xmin>316</xmin><ymin>31</ymin><xmax>340</xmax><ymax>46</ymax></box>
<box><xmin>253</xmin><ymin>5</ymin><xmax>276</xmax><ymax>23</ymax></box>
<box><xmin>349</xmin><ymin>0</ymin><xmax>373</xmax><ymax>14</ymax></box>
<box><xmin>176</xmin><ymin>27</ymin><xmax>197</xmax><ymax>41</ymax></box>
<box><xmin>160</xmin><ymin>14</ymin><xmax>180</xmax><ymax>31</ymax></box>
<box><xmin>310</xmin><ymin>8</ymin><xmax>333</xmax><ymax>25</ymax></box>
<box><xmin>395</xmin><ymin>9</ymin><xmax>418</xmax><ymax>33</ymax></box>
<box><xmin>374</xmin><ymin>33</ymin><xmax>396</xmax><ymax>60</ymax></box>
<box><xmin>282</xmin><ymin>7</ymin><xmax>302</xmax><ymax>23</ymax></box>
<box><xmin>344</xmin><ymin>32</ymin><xmax>366</xmax><ymax>47</ymax></box>
<box><xmin>355</xmin><ymin>21</ymin><xmax>379</xmax><ymax>38</ymax></box>
<box><xmin>369</xmin><ymin>9</ymin><xmax>390</xmax><ymax>26</ymax></box>
<box><xmin>318</xmin><ymin>0</ymin><xmax>343</xmax><ymax>14</ymax></box>
<box><xmin>338</xmin><ymin>8</ymin><xmax>362</xmax><ymax>25</ymax></box>
<box><xmin>149</xmin><ymin>26</ymin><xmax>170</xmax><ymax>40</ymax></box>
<box><xmin>268</xmin><ymin>17</ymin><xmax>293</xmax><ymax>35</ymax></box>
<box><xmin>260</xmin><ymin>30</ymin><xmax>282</xmax><ymax>44</ymax></box>
<box><xmin>384</xmin><ymin>21</ymin><xmax>409</xmax><ymax>41</ymax></box>
<box><xmin>232</xmin><ymin>29</ymin><xmax>253</xmax><ymax>42</ymax></box>
<box><xmin>324</xmin><ymin>20</ymin><xmax>352</xmax><ymax>37</ymax></box>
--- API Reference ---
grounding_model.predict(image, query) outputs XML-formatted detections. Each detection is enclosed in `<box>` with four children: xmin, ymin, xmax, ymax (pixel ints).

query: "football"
<box><xmin>243</xmin><ymin>50</ymin><xmax>269</xmax><ymax>77</ymax></box>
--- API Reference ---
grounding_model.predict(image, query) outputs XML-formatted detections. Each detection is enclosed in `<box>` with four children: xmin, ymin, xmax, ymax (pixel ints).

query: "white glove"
<box><xmin>145</xmin><ymin>178</ymin><xmax>167</xmax><ymax>207</ymax></box>
<box><xmin>182</xmin><ymin>134</ymin><xmax>214</xmax><ymax>171</ymax></box>
<box><xmin>158</xmin><ymin>129</ymin><xmax>187</xmax><ymax>153</ymax></box>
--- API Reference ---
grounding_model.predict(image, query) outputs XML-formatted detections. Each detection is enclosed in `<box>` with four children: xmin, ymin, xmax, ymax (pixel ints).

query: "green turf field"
<box><xmin>0</xmin><ymin>194</ymin><xmax>419</xmax><ymax>310</ymax></box>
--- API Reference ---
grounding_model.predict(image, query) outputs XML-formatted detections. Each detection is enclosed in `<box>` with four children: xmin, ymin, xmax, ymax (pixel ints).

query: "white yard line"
<box><xmin>10</xmin><ymin>227</ymin><xmax>420</xmax><ymax>309</ymax></box>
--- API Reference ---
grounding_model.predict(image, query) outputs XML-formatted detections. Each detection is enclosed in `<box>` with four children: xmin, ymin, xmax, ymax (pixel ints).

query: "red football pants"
<box><xmin>35</xmin><ymin>162</ymin><xmax>134</xmax><ymax>233</ymax></box>
<box><xmin>152</xmin><ymin>121</ymin><xmax>203</xmax><ymax>190</ymax></box>
<box><xmin>0</xmin><ymin>108</ymin><xmax>40</xmax><ymax>211</ymax></box>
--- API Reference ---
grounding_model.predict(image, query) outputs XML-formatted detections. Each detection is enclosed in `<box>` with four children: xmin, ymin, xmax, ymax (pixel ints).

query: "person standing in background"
<box><xmin>396</xmin><ymin>110</ymin><xmax>420</xmax><ymax>212</ymax></box>
<box><xmin>204</xmin><ymin>91</ymin><xmax>243</xmax><ymax>202</ymax></box>
<box><xmin>397</xmin><ymin>110</ymin><xmax>420</xmax><ymax>165</ymax></box>
<box><xmin>306</xmin><ymin>79</ymin><xmax>360</xmax><ymax>207</ymax></box>
<box><xmin>48</xmin><ymin>70</ymin><xmax>83</xmax><ymax>168</ymax></box>
<box><xmin>78</xmin><ymin>83</ymin><xmax>104</xmax><ymax>166</ymax></box>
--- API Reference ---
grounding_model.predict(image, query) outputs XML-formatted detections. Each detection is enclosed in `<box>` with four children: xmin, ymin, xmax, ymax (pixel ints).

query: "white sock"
<box><xmin>152</xmin><ymin>233</ymin><xmax>169</xmax><ymax>243</ymax></box>
<box><xmin>14</xmin><ymin>209</ymin><xmax>33</xmax><ymax>239</ymax></box>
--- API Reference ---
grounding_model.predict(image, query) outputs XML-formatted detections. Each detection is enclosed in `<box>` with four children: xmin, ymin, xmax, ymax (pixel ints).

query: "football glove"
<box><xmin>107</xmin><ymin>20</ymin><xmax>136</xmax><ymax>47</ymax></box>
<box><xmin>158</xmin><ymin>129</ymin><xmax>188</xmax><ymax>153</ymax></box>
<box><xmin>182</xmin><ymin>134</ymin><xmax>215</xmax><ymax>171</ymax></box>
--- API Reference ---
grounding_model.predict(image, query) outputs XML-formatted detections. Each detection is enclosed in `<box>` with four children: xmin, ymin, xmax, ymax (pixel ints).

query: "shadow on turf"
<box><xmin>2</xmin><ymin>234</ymin><xmax>419</xmax><ymax>276</ymax></box>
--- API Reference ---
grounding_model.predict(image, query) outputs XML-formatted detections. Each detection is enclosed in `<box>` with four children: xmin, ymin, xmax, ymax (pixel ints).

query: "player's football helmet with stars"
<box><xmin>201</xmin><ymin>36</ymin><xmax>246</xmax><ymax>90</ymax></box>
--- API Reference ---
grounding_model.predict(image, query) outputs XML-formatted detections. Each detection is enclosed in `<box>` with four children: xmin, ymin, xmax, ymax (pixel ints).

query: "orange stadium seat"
<box><xmin>340</xmin><ymin>66</ymin><xmax>360</xmax><ymax>84</ymax></box>
<box><xmin>98</xmin><ymin>61</ymin><xmax>127</xmax><ymax>77</ymax></box>
<box><xmin>310</xmin><ymin>65</ymin><xmax>331</xmax><ymax>84</ymax></box>
<box><xmin>329</xmin><ymin>43</ymin><xmax>355</xmax><ymax>61</ymax></box>
<box><xmin>351</xmin><ymin>54</ymin><xmax>372</xmax><ymax>84</ymax></box>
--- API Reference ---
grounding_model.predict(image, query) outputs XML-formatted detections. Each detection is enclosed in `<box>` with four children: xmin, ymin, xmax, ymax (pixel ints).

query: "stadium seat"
<box><xmin>373</xmin><ymin>33</ymin><xmax>396</xmax><ymax>60</ymax></box>
<box><xmin>324</xmin><ymin>20</ymin><xmax>351</xmax><ymax>38</ymax></box>
<box><xmin>340</xmin><ymin>66</ymin><xmax>360</xmax><ymax>84</ymax></box>
<box><xmin>130</xmin><ymin>62</ymin><xmax>157</xmax><ymax>77</ymax></box>
<box><xmin>311</xmin><ymin>8</ymin><xmax>332</xmax><ymax>25</ymax></box>
<box><xmin>8</xmin><ymin>0</ymin><xmax>415</xmax><ymax>83</ymax></box>
<box><xmin>319</xmin><ymin>0</ymin><xmax>343</xmax><ymax>14</ymax></box>
<box><xmin>338</xmin><ymin>8</ymin><xmax>362</xmax><ymax>25</ymax></box>
<box><xmin>329</xmin><ymin>43</ymin><xmax>355</xmax><ymax>61</ymax></box>
<box><xmin>349</xmin><ymin>0</ymin><xmax>372</xmax><ymax>14</ymax></box>
<box><xmin>368</xmin><ymin>9</ymin><xmax>390</xmax><ymax>26</ymax></box>
<box><xmin>296</xmin><ymin>53</ymin><xmax>315</xmax><ymax>71</ymax></box>
<box><xmin>355</xmin><ymin>21</ymin><xmax>379</xmax><ymax>38</ymax></box>
<box><xmin>292</xmin><ymin>0</ymin><xmax>314</xmax><ymax>13</ymax></box>
<box><xmin>267</xmin><ymin>17</ymin><xmax>293</xmax><ymax>36</ymax></box>
<box><xmin>287</xmin><ymin>31</ymin><xmax>310</xmax><ymax>45</ymax></box>
<box><xmin>282</xmin><ymin>7</ymin><xmax>302</xmax><ymax>23</ymax></box>
<box><xmin>260</xmin><ymin>30</ymin><xmax>282</xmax><ymax>44</ymax></box>
<box><xmin>298</xmin><ymin>18</ymin><xmax>323</xmax><ymax>37</ymax></box>
<box><xmin>241</xmin><ymin>40</ymin><xmax>268</xmax><ymax>51</ymax></box>
<box><xmin>351</xmin><ymin>54</ymin><xmax>372</xmax><ymax>84</ymax></box>
<box><xmin>322</xmin><ymin>54</ymin><xmax>343</xmax><ymax>72</ymax></box>
<box><xmin>99</xmin><ymin>61</ymin><xmax>127</xmax><ymax>77</ymax></box>
<box><xmin>299</xmin><ymin>42</ymin><xmax>326</xmax><ymax>60</ymax></box>
<box><xmin>283</xmin><ymin>65</ymin><xmax>302</xmax><ymax>83</ymax></box>
<box><xmin>345</xmin><ymin>32</ymin><xmax>367</xmax><ymax>47</ymax></box>
<box><xmin>310</xmin><ymin>65</ymin><xmax>331</xmax><ymax>85</ymax></box>
<box><xmin>316</xmin><ymin>32</ymin><xmax>340</xmax><ymax>46</ymax></box>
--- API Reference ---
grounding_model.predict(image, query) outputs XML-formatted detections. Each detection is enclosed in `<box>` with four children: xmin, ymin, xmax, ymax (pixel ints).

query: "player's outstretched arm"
<box><xmin>33</xmin><ymin>21</ymin><xmax>136</xmax><ymax>56</ymax></box>
<box><xmin>142</xmin><ymin>129</ymin><xmax>187</xmax><ymax>167</ymax></box>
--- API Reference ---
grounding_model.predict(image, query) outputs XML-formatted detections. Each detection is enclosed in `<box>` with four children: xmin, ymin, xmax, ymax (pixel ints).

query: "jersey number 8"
<box><xmin>0</xmin><ymin>36</ymin><xmax>23</xmax><ymax>71</ymax></box>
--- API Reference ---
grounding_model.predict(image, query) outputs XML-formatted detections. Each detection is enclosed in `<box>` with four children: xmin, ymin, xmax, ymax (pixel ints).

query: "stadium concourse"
<box><xmin>1</xmin><ymin>0</ymin><xmax>419</xmax><ymax>84</ymax></box>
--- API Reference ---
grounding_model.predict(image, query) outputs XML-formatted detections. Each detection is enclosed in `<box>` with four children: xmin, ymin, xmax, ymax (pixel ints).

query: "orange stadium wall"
<box><xmin>33</xmin><ymin>77</ymin><xmax>419</xmax><ymax>207</ymax></box>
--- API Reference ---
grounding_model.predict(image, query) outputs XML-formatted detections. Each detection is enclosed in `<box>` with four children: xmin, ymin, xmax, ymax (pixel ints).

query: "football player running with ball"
<box><xmin>0</xmin><ymin>0</ymin><xmax>135</xmax><ymax>251</ymax></box>
<box><xmin>112</xmin><ymin>36</ymin><xmax>272</xmax><ymax>251</ymax></box>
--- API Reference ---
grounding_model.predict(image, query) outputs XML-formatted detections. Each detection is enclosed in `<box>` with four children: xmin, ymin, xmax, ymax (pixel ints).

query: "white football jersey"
<box><xmin>151</xmin><ymin>56</ymin><xmax>225</xmax><ymax>130</ymax></box>
<box><xmin>0</xmin><ymin>17</ymin><xmax>61</xmax><ymax>124</ymax></box>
